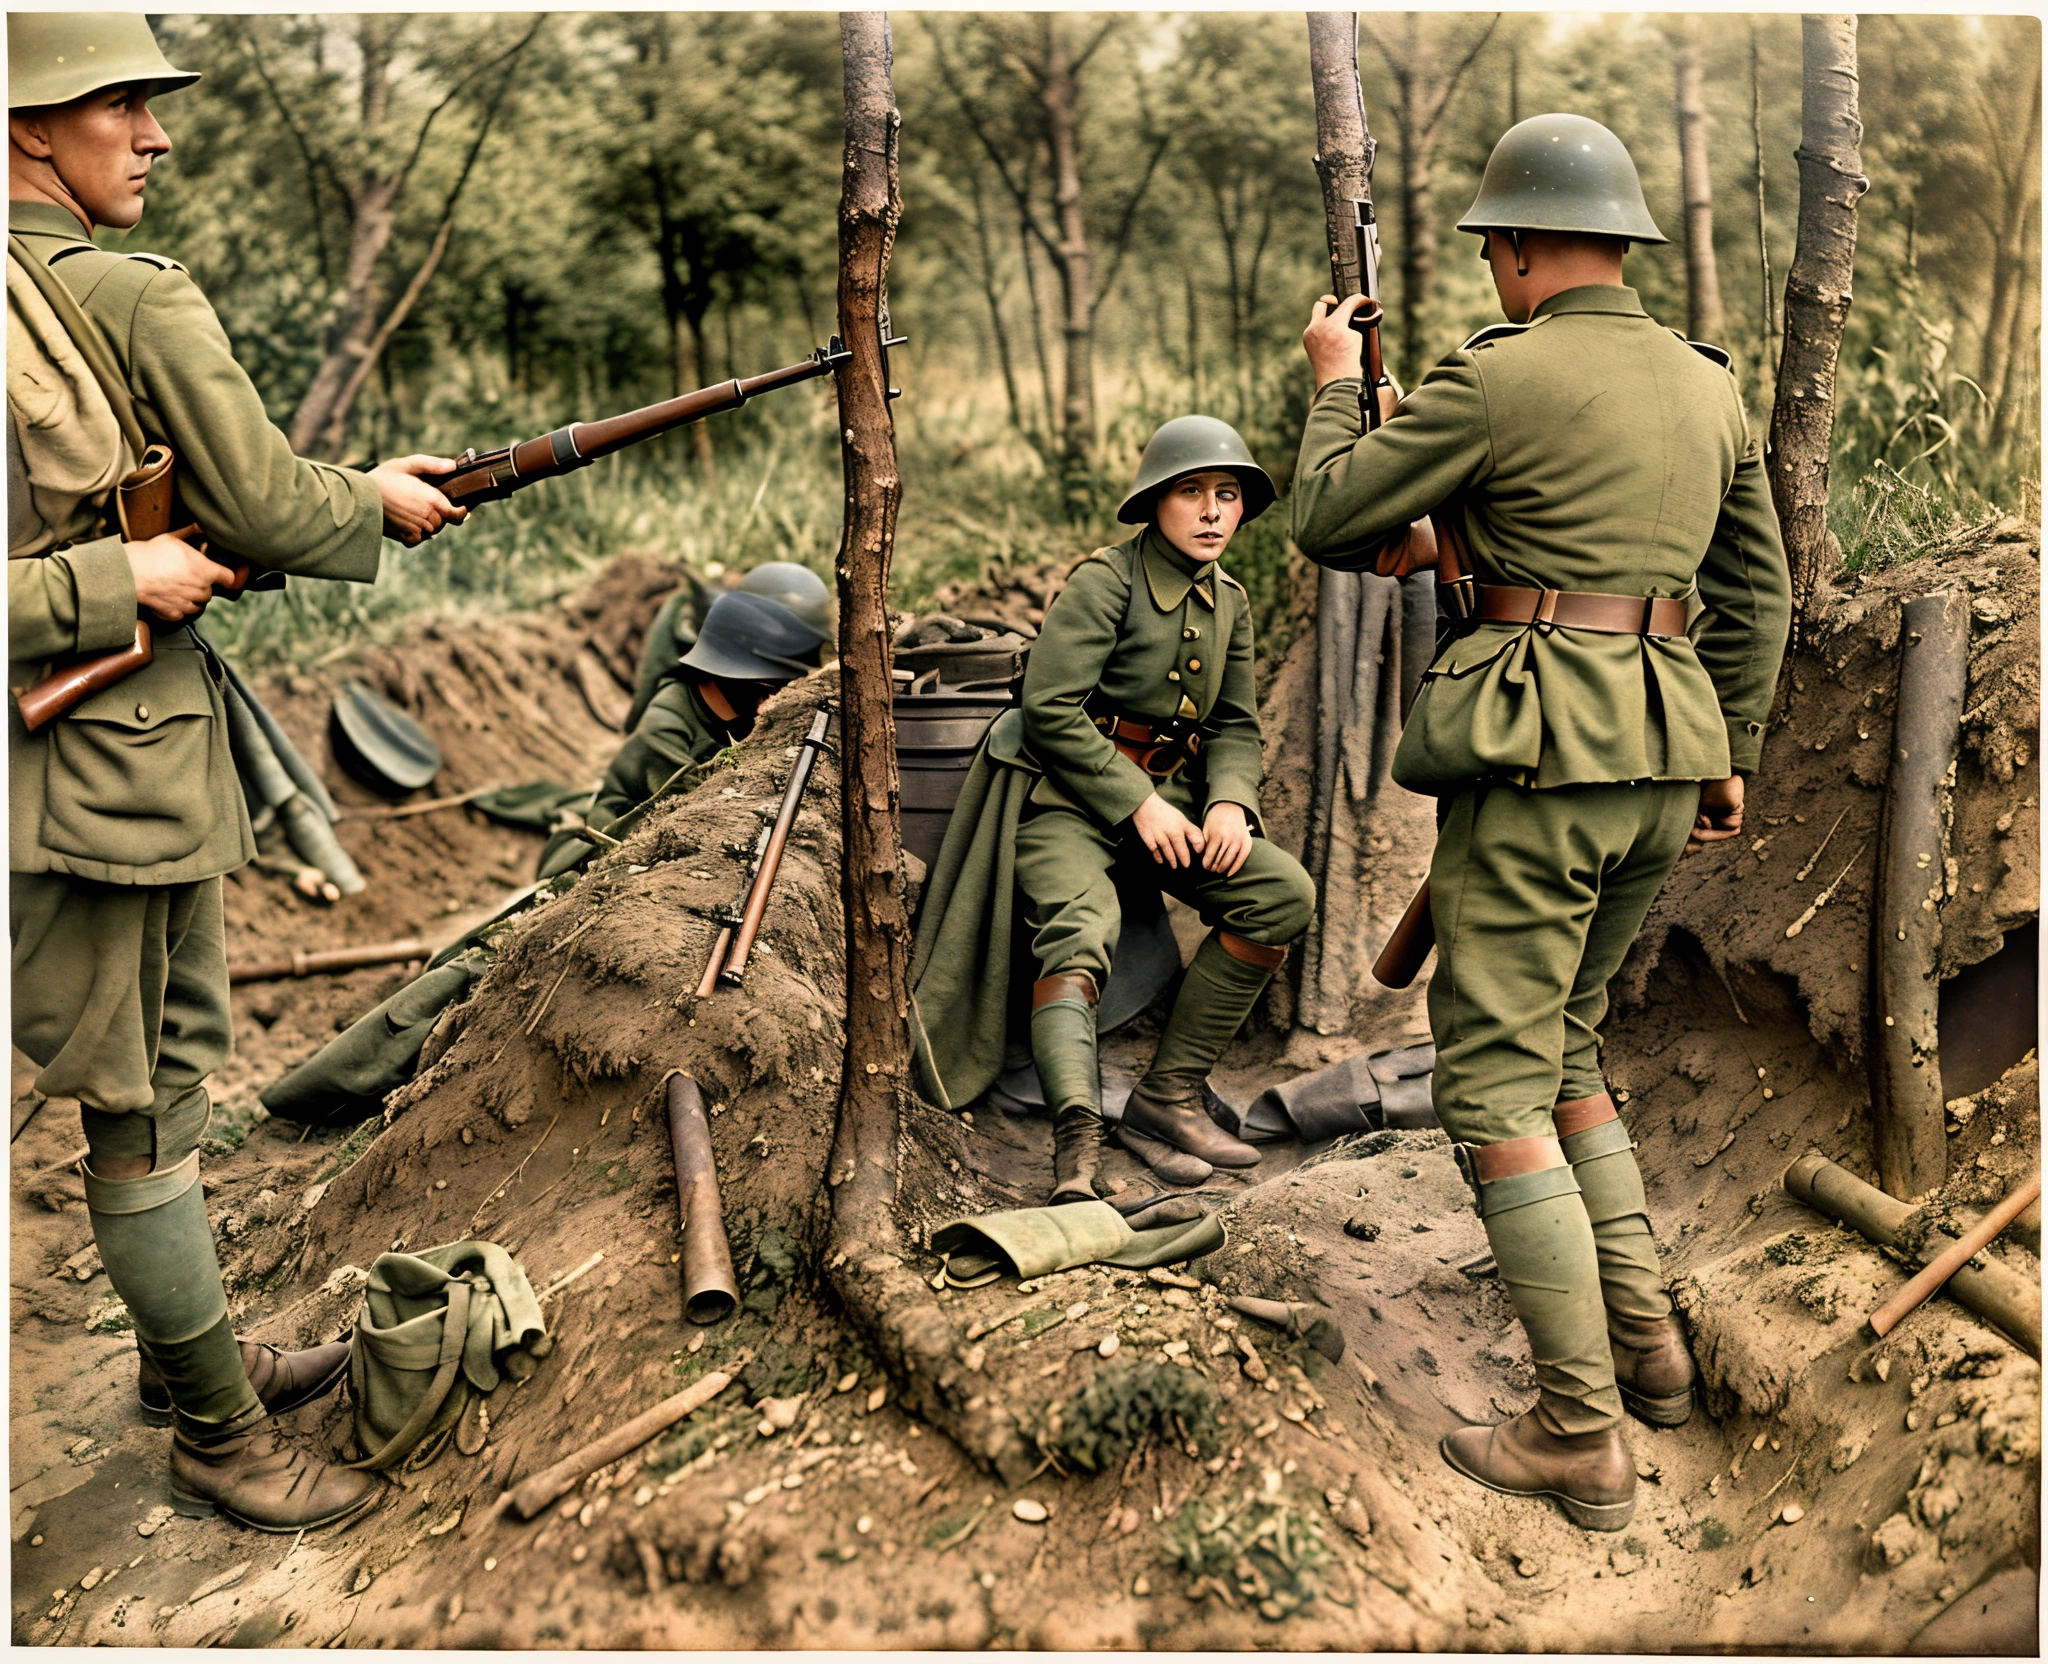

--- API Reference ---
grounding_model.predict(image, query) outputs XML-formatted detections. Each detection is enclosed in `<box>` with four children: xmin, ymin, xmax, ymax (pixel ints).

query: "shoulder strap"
<box><xmin>1458</xmin><ymin>317</ymin><xmax>1547</xmax><ymax>353</ymax></box>
<box><xmin>348</xmin><ymin>1276</ymin><xmax>472</xmax><ymax>1471</ymax></box>
<box><xmin>7</xmin><ymin>234</ymin><xmax>144</xmax><ymax>458</ymax></box>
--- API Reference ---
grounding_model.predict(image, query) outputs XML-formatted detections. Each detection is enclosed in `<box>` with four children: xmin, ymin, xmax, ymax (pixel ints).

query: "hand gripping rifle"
<box><xmin>15</xmin><ymin>340</ymin><xmax>854</xmax><ymax>731</ymax></box>
<box><xmin>695</xmin><ymin>708</ymin><xmax>833</xmax><ymax>997</ymax></box>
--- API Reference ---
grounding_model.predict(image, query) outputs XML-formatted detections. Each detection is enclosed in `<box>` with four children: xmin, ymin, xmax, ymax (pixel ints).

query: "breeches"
<box><xmin>10</xmin><ymin>872</ymin><xmax>230</xmax><ymax>1163</ymax></box>
<box><xmin>1426</xmin><ymin>779</ymin><xmax>1698</xmax><ymax>1145</ymax></box>
<box><xmin>1013</xmin><ymin>781</ymin><xmax>1315</xmax><ymax>988</ymax></box>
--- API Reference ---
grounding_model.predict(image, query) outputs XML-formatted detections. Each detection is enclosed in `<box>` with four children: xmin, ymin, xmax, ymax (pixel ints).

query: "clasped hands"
<box><xmin>1132</xmin><ymin>793</ymin><xmax>1252</xmax><ymax>877</ymax></box>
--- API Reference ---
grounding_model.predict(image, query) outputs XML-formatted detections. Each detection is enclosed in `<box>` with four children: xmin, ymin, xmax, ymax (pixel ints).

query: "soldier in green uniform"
<box><xmin>623</xmin><ymin>560</ymin><xmax>831</xmax><ymax>733</ymax></box>
<box><xmin>911</xmin><ymin>417</ymin><xmax>1316</xmax><ymax>1202</ymax></box>
<box><xmin>1291</xmin><ymin>115</ymin><xmax>1789</xmax><ymax>1531</ymax></box>
<box><xmin>537</xmin><ymin>579</ymin><xmax>827</xmax><ymax>878</ymax></box>
<box><xmin>8</xmin><ymin>14</ymin><xmax>467</xmax><ymax>1531</ymax></box>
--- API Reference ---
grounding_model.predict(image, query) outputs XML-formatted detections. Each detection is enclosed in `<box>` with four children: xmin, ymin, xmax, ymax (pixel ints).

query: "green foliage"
<box><xmin>1043</xmin><ymin>1359</ymin><xmax>1222</xmax><ymax>1474</ymax></box>
<box><xmin>1160</xmin><ymin>1486</ymin><xmax>1331</xmax><ymax>1621</ymax></box>
<box><xmin>318</xmin><ymin>1115</ymin><xmax>386</xmax><ymax>1184</ymax></box>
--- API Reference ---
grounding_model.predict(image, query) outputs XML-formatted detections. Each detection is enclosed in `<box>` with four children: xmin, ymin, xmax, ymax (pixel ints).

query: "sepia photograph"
<box><xmin>6</xmin><ymin>4</ymin><xmax>2040</xmax><ymax>1651</ymax></box>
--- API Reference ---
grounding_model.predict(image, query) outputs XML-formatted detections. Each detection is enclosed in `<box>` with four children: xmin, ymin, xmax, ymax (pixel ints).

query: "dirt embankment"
<box><xmin>11</xmin><ymin>535</ymin><xmax>2039</xmax><ymax>1652</ymax></box>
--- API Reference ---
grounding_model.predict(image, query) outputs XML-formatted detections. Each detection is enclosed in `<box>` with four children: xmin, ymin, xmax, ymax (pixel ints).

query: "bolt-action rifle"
<box><xmin>15</xmin><ymin>340</ymin><xmax>854</xmax><ymax>732</ymax></box>
<box><xmin>695</xmin><ymin>708</ymin><xmax>833</xmax><ymax>996</ymax></box>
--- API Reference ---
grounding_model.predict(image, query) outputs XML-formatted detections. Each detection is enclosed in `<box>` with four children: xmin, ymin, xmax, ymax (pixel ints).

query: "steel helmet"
<box><xmin>1116</xmin><ymin>416</ymin><xmax>1276</xmax><ymax>526</ymax></box>
<box><xmin>1457</xmin><ymin>114</ymin><xmax>1667</xmax><ymax>245</ymax></box>
<box><xmin>330</xmin><ymin>680</ymin><xmax>442</xmax><ymax>796</ymax></box>
<box><xmin>738</xmin><ymin>561</ymin><xmax>833</xmax><ymax>639</ymax></box>
<box><xmin>676</xmin><ymin>590</ymin><xmax>824</xmax><ymax>683</ymax></box>
<box><xmin>8</xmin><ymin>14</ymin><xmax>199</xmax><ymax>109</ymax></box>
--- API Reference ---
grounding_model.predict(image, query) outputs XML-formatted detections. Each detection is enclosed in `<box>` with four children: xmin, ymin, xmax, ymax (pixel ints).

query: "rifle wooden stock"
<box><xmin>1372</xmin><ymin>878</ymin><xmax>1436</xmax><ymax>989</ymax></box>
<box><xmin>718</xmin><ymin>709</ymin><xmax>832</xmax><ymax>988</ymax></box>
<box><xmin>426</xmin><ymin>340</ymin><xmax>851</xmax><ymax>510</ymax></box>
<box><xmin>227</xmin><ymin>938</ymin><xmax>429</xmax><ymax>985</ymax></box>
<box><xmin>15</xmin><ymin>444</ymin><xmax>267</xmax><ymax>732</ymax></box>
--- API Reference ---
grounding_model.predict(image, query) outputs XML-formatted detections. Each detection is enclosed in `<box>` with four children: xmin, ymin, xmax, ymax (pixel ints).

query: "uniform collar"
<box><xmin>1529</xmin><ymin>284</ymin><xmax>1647</xmax><ymax>320</ymax></box>
<box><xmin>8</xmin><ymin>200</ymin><xmax>95</xmax><ymax>241</ymax></box>
<box><xmin>1138</xmin><ymin>527</ymin><xmax>1220</xmax><ymax>613</ymax></box>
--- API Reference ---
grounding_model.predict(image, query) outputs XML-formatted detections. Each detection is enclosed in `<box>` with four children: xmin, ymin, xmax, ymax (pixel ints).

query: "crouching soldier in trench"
<box><xmin>1290</xmin><ymin>115</ymin><xmax>1790</xmax><ymax>1531</ymax></box>
<box><xmin>910</xmin><ymin>418</ymin><xmax>1315</xmax><ymax>1202</ymax></box>
<box><xmin>537</xmin><ymin>566</ymin><xmax>830</xmax><ymax>880</ymax></box>
<box><xmin>7</xmin><ymin>14</ymin><xmax>466</xmax><ymax>1531</ymax></box>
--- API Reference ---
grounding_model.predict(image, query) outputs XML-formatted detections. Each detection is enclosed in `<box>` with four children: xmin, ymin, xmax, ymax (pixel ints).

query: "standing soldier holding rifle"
<box><xmin>7</xmin><ymin>13</ymin><xmax>465</xmax><ymax>1531</ymax></box>
<box><xmin>1291</xmin><ymin>115</ymin><xmax>1790</xmax><ymax>1532</ymax></box>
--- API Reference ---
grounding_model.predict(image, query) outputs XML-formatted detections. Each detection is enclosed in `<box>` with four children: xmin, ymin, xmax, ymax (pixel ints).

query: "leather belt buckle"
<box><xmin>1534</xmin><ymin>588</ymin><xmax>1560</xmax><ymax>636</ymax></box>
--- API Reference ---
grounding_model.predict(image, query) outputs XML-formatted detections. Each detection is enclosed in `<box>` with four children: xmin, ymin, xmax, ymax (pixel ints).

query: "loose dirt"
<box><xmin>11</xmin><ymin>533</ymin><xmax>2038</xmax><ymax>1651</ymax></box>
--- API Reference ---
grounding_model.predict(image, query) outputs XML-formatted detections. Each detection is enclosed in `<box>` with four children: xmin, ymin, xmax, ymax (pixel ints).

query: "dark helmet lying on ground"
<box><xmin>1116</xmin><ymin>416</ymin><xmax>1277</xmax><ymax>526</ymax></box>
<box><xmin>1457</xmin><ymin>113</ymin><xmax>1667</xmax><ymax>244</ymax></box>
<box><xmin>330</xmin><ymin>679</ymin><xmax>442</xmax><ymax>796</ymax></box>
<box><xmin>738</xmin><ymin>561</ymin><xmax>833</xmax><ymax>639</ymax></box>
<box><xmin>677</xmin><ymin>590</ymin><xmax>826</xmax><ymax>683</ymax></box>
<box><xmin>7</xmin><ymin>13</ymin><xmax>199</xmax><ymax>109</ymax></box>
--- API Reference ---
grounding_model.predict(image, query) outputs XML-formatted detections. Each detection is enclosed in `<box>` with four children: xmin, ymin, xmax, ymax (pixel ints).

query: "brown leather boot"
<box><xmin>1609</xmin><ymin>1311</ymin><xmax>1696</xmax><ymax>1427</ymax></box>
<box><xmin>170</xmin><ymin>1425</ymin><xmax>384</xmax><ymax>1533</ymax></box>
<box><xmin>140</xmin><ymin>1337</ymin><xmax>352</xmax><ymax>1429</ymax></box>
<box><xmin>1121</xmin><ymin>1071</ymin><xmax>1261</xmax><ymax>1169</ymax></box>
<box><xmin>1049</xmin><ymin>1105</ymin><xmax>1111</xmax><ymax>1205</ymax></box>
<box><xmin>1439</xmin><ymin>1408</ymin><xmax>1637</xmax><ymax>1531</ymax></box>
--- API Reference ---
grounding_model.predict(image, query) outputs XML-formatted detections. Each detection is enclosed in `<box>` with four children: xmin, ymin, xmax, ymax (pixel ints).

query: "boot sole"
<box><xmin>1620</xmin><ymin>1383</ymin><xmax>1694</xmax><ymax>1428</ymax></box>
<box><xmin>1438</xmin><ymin>1434</ymin><xmax>1637</xmax><ymax>1533</ymax></box>
<box><xmin>139</xmin><ymin>1349</ymin><xmax>352</xmax><ymax>1430</ymax></box>
<box><xmin>169</xmin><ymin>1483</ymin><xmax>382</xmax><ymax>1534</ymax></box>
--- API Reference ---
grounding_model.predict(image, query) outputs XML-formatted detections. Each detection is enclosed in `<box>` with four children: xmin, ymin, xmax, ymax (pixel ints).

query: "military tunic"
<box><xmin>7</xmin><ymin>201</ymin><xmax>386</xmax><ymax>1129</ymax></box>
<box><xmin>1292</xmin><ymin>284</ymin><xmax>1789</xmax><ymax>1147</ymax></box>
<box><xmin>535</xmin><ymin>675</ymin><xmax>737</xmax><ymax>879</ymax></box>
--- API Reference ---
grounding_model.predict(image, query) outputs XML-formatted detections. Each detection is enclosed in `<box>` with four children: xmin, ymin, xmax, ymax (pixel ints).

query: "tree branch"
<box><xmin>236</xmin><ymin>23</ymin><xmax>353</xmax><ymax>227</ymax></box>
<box><xmin>392</xmin><ymin>16</ymin><xmax>546</xmax><ymax>203</ymax></box>
<box><xmin>1421</xmin><ymin>14</ymin><xmax>1500</xmax><ymax>139</ymax></box>
<box><xmin>1096</xmin><ymin>127</ymin><xmax>1173</xmax><ymax>308</ymax></box>
<box><xmin>921</xmin><ymin>18</ymin><xmax>1061</xmax><ymax>259</ymax></box>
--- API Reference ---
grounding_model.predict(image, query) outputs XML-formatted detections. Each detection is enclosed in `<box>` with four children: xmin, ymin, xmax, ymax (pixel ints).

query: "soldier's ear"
<box><xmin>10</xmin><ymin>110</ymin><xmax>58</xmax><ymax>160</ymax></box>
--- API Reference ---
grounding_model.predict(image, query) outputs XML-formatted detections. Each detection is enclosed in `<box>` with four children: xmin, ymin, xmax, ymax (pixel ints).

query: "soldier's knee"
<box><xmin>1254</xmin><ymin>854</ymin><xmax>1317</xmax><ymax>944</ymax></box>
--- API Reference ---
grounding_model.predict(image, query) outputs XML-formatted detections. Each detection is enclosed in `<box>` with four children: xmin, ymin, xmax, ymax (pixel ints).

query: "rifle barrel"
<box><xmin>719</xmin><ymin>709</ymin><xmax>832</xmax><ymax>988</ymax></box>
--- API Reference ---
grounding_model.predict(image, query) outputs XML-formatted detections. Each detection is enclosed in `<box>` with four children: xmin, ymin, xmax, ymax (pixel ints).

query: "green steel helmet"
<box><xmin>676</xmin><ymin>590</ymin><xmax>823</xmax><ymax>683</ymax></box>
<box><xmin>1115</xmin><ymin>416</ymin><xmax>1276</xmax><ymax>526</ymax></box>
<box><xmin>1457</xmin><ymin>114</ymin><xmax>1668</xmax><ymax>245</ymax></box>
<box><xmin>8</xmin><ymin>14</ymin><xmax>199</xmax><ymax>109</ymax></box>
<box><xmin>329</xmin><ymin>680</ymin><xmax>442</xmax><ymax>797</ymax></box>
<box><xmin>738</xmin><ymin>561</ymin><xmax>832</xmax><ymax>638</ymax></box>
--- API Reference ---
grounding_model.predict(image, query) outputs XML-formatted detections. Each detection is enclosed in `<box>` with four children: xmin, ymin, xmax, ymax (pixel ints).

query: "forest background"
<box><xmin>132</xmin><ymin>10</ymin><xmax>2042</xmax><ymax>682</ymax></box>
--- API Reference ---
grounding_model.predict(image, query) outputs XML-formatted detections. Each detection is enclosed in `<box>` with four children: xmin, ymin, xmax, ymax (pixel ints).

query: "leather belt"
<box><xmin>1474</xmin><ymin>584</ymin><xmax>1688</xmax><ymax>639</ymax></box>
<box><xmin>1460</xmin><ymin>1134</ymin><xmax>1569</xmax><ymax>1185</ymax></box>
<box><xmin>1096</xmin><ymin>714</ymin><xmax>1202</xmax><ymax>781</ymax></box>
<box><xmin>1553</xmin><ymin>1093</ymin><xmax>1620</xmax><ymax>1139</ymax></box>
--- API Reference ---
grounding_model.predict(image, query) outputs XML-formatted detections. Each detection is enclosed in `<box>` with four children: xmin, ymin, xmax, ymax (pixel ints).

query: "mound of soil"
<box><xmin>11</xmin><ymin>535</ymin><xmax>2038</xmax><ymax>1652</ymax></box>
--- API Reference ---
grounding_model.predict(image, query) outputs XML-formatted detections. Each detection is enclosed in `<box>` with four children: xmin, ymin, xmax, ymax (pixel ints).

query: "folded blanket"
<box><xmin>1233</xmin><ymin>1043</ymin><xmax>1438</xmax><ymax>1143</ymax></box>
<box><xmin>931</xmin><ymin>1199</ymin><xmax>1225</xmax><ymax>1286</ymax></box>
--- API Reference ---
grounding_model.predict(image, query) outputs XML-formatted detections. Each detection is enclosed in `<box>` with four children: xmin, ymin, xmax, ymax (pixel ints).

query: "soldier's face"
<box><xmin>11</xmin><ymin>83</ymin><xmax>170</xmax><ymax>231</ymax></box>
<box><xmin>1154</xmin><ymin>472</ymin><xmax>1244</xmax><ymax>564</ymax></box>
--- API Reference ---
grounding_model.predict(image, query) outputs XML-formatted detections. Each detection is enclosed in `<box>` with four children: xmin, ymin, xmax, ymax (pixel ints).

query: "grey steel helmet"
<box><xmin>676</xmin><ymin>590</ymin><xmax>824</xmax><ymax>683</ymax></box>
<box><xmin>1457</xmin><ymin>114</ymin><xmax>1667</xmax><ymax>245</ymax></box>
<box><xmin>330</xmin><ymin>680</ymin><xmax>442</xmax><ymax>796</ymax></box>
<box><xmin>8</xmin><ymin>14</ymin><xmax>199</xmax><ymax>109</ymax></box>
<box><xmin>1116</xmin><ymin>416</ymin><xmax>1277</xmax><ymax>526</ymax></box>
<box><xmin>738</xmin><ymin>561</ymin><xmax>832</xmax><ymax>639</ymax></box>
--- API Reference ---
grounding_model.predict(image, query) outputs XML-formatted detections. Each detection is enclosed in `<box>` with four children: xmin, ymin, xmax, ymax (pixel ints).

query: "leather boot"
<box><xmin>1050</xmin><ymin>1104</ymin><xmax>1111</xmax><ymax>1206</ymax></box>
<box><xmin>1440</xmin><ymin>1408</ymin><xmax>1637</xmax><ymax>1532</ymax></box>
<box><xmin>140</xmin><ymin>1335</ymin><xmax>353</xmax><ymax>1429</ymax></box>
<box><xmin>1121</xmin><ymin>1069</ymin><xmax>1260</xmax><ymax>1168</ymax></box>
<box><xmin>170</xmin><ymin>1424</ymin><xmax>384</xmax><ymax>1533</ymax></box>
<box><xmin>1608</xmin><ymin>1311</ymin><xmax>1696</xmax><ymax>1427</ymax></box>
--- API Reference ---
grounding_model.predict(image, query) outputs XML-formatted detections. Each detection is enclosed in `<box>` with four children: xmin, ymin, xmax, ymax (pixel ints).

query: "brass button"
<box><xmin>1187</xmin><ymin>659</ymin><xmax>1202</xmax><ymax>673</ymax></box>
<box><xmin>1183</xmin><ymin>627</ymin><xmax>1199</xmax><ymax>641</ymax></box>
<box><xmin>135</xmin><ymin>703</ymin><xmax>149</xmax><ymax>721</ymax></box>
<box><xmin>1166</xmin><ymin>671</ymin><xmax>1180</xmax><ymax>683</ymax></box>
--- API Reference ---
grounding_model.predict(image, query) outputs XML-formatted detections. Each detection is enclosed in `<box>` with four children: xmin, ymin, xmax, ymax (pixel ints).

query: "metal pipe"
<box><xmin>1783</xmin><ymin>1153</ymin><xmax>2040</xmax><ymax>1357</ymax></box>
<box><xmin>227</xmin><ymin>939</ymin><xmax>428</xmax><ymax>984</ymax></box>
<box><xmin>1868</xmin><ymin>1172</ymin><xmax>2042</xmax><ymax>1341</ymax></box>
<box><xmin>1871</xmin><ymin>591</ymin><xmax>1969</xmax><ymax>1199</ymax></box>
<box><xmin>666</xmin><ymin>1074</ymin><xmax>738</xmax><ymax>1325</ymax></box>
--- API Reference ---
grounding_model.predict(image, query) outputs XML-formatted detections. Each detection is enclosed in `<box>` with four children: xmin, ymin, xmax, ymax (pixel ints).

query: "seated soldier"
<box><xmin>911</xmin><ymin>417</ymin><xmax>1316</xmax><ymax>1202</ymax></box>
<box><xmin>539</xmin><ymin>573</ymin><xmax>827</xmax><ymax>879</ymax></box>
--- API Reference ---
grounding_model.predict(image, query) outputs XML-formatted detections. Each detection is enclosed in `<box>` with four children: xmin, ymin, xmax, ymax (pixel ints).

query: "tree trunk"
<box><xmin>1039</xmin><ymin>16</ymin><xmax>1096</xmax><ymax>475</ymax></box>
<box><xmin>824</xmin><ymin>10</ymin><xmax>1035</xmax><ymax>1488</ymax></box>
<box><xmin>1671</xmin><ymin>34</ymin><xmax>1726</xmax><ymax>344</ymax></box>
<box><xmin>1992</xmin><ymin>193</ymin><xmax>2040</xmax><ymax>449</ymax></box>
<box><xmin>1752</xmin><ymin>26</ymin><xmax>1778</xmax><ymax>403</ymax></box>
<box><xmin>1018</xmin><ymin>209</ymin><xmax>1059</xmax><ymax>447</ymax></box>
<box><xmin>1980</xmin><ymin>63</ymin><xmax>2041</xmax><ymax>425</ymax></box>
<box><xmin>965</xmin><ymin>169</ymin><xmax>1026</xmax><ymax>438</ymax></box>
<box><xmin>1307</xmin><ymin>10</ymin><xmax>1375</xmax><ymax>304</ymax></box>
<box><xmin>1395</xmin><ymin>27</ymin><xmax>1433</xmax><ymax>379</ymax></box>
<box><xmin>1768</xmin><ymin>14</ymin><xmax>1867</xmax><ymax>633</ymax></box>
